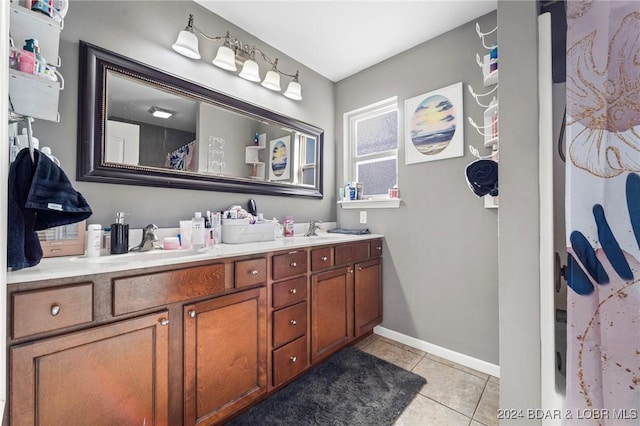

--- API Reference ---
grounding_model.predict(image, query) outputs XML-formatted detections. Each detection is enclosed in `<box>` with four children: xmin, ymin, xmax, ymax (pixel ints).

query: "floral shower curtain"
<box><xmin>565</xmin><ymin>1</ymin><xmax>640</xmax><ymax>424</ymax></box>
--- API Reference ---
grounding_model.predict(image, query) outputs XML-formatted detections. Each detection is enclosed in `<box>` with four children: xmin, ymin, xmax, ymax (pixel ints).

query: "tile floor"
<box><xmin>354</xmin><ymin>334</ymin><xmax>499</xmax><ymax>426</ymax></box>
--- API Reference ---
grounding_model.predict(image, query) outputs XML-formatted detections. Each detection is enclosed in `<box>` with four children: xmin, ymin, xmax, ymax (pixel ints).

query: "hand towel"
<box><xmin>465</xmin><ymin>159</ymin><xmax>499</xmax><ymax>197</ymax></box>
<box><xmin>327</xmin><ymin>228</ymin><xmax>371</xmax><ymax>235</ymax></box>
<box><xmin>8</xmin><ymin>149</ymin><xmax>92</xmax><ymax>270</ymax></box>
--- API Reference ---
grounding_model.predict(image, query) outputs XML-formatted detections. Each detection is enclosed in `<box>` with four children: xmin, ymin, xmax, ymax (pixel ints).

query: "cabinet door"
<box><xmin>184</xmin><ymin>288</ymin><xmax>267</xmax><ymax>425</ymax></box>
<box><xmin>311</xmin><ymin>267</ymin><xmax>353</xmax><ymax>363</ymax></box>
<box><xmin>354</xmin><ymin>258</ymin><xmax>383</xmax><ymax>337</ymax></box>
<box><xmin>10</xmin><ymin>312</ymin><xmax>170</xmax><ymax>426</ymax></box>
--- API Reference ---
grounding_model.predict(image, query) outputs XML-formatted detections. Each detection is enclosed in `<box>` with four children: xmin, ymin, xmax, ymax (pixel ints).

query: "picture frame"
<box><xmin>404</xmin><ymin>82</ymin><xmax>464</xmax><ymax>164</ymax></box>
<box><xmin>269</xmin><ymin>135</ymin><xmax>291</xmax><ymax>181</ymax></box>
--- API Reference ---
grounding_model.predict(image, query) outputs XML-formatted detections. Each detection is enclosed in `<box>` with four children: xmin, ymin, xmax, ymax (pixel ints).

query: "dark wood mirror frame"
<box><xmin>77</xmin><ymin>41</ymin><xmax>324</xmax><ymax>198</ymax></box>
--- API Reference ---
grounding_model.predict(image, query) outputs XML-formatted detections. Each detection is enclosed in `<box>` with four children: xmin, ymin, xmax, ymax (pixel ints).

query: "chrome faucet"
<box><xmin>130</xmin><ymin>224</ymin><xmax>159</xmax><ymax>252</ymax></box>
<box><xmin>304</xmin><ymin>220</ymin><xmax>323</xmax><ymax>237</ymax></box>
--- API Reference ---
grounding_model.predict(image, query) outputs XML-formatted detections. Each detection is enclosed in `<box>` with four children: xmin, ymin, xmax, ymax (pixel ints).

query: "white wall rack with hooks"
<box><xmin>467</xmin><ymin>21</ymin><xmax>499</xmax><ymax>209</ymax></box>
<box><xmin>475</xmin><ymin>23</ymin><xmax>498</xmax><ymax>87</ymax></box>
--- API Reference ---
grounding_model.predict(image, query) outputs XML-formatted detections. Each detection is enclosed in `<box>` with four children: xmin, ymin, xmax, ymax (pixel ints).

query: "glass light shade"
<box><xmin>238</xmin><ymin>59</ymin><xmax>261</xmax><ymax>82</ymax></box>
<box><xmin>284</xmin><ymin>80</ymin><xmax>302</xmax><ymax>100</ymax></box>
<box><xmin>212</xmin><ymin>45</ymin><xmax>237</xmax><ymax>71</ymax></box>
<box><xmin>172</xmin><ymin>30</ymin><xmax>201</xmax><ymax>59</ymax></box>
<box><xmin>261</xmin><ymin>70</ymin><xmax>281</xmax><ymax>91</ymax></box>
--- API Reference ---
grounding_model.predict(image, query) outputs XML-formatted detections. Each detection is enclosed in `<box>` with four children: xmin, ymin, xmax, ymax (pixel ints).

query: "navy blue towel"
<box><xmin>327</xmin><ymin>228</ymin><xmax>370</xmax><ymax>235</ymax></box>
<box><xmin>8</xmin><ymin>149</ymin><xmax>92</xmax><ymax>270</ymax></box>
<box><xmin>465</xmin><ymin>159</ymin><xmax>498</xmax><ymax>197</ymax></box>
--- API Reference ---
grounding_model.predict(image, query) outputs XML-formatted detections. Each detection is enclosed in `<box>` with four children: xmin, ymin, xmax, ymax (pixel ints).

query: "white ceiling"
<box><xmin>196</xmin><ymin>0</ymin><xmax>497</xmax><ymax>82</ymax></box>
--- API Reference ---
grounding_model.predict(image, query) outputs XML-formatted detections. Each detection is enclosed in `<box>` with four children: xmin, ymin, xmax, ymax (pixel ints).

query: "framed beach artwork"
<box><xmin>404</xmin><ymin>82</ymin><xmax>464</xmax><ymax>164</ymax></box>
<box><xmin>269</xmin><ymin>136</ymin><xmax>291</xmax><ymax>181</ymax></box>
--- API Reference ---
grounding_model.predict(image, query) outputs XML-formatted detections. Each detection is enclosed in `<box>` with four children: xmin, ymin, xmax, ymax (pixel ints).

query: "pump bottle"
<box><xmin>110</xmin><ymin>212</ymin><xmax>129</xmax><ymax>254</ymax></box>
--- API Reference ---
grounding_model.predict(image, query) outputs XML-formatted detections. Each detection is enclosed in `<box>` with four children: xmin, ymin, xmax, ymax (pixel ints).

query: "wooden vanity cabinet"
<box><xmin>7</xmin><ymin>238</ymin><xmax>382</xmax><ymax>425</ymax></box>
<box><xmin>310</xmin><ymin>266</ymin><xmax>354</xmax><ymax>363</ymax></box>
<box><xmin>354</xmin><ymin>258</ymin><xmax>383</xmax><ymax>337</ymax></box>
<box><xmin>310</xmin><ymin>239</ymin><xmax>383</xmax><ymax>362</ymax></box>
<box><xmin>9</xmin><ymin>311</ymin><xmax>170</xmax><ymax>426</ymax></box>
<box><xmin>183</xmin><ymin>287</ymin><xmax>267</xmax><ymax>425</ymax></box>
<box><xmin>270</xmin><ymin>250</ymin><xmax>310</xmax><ymax>388</ymax></box>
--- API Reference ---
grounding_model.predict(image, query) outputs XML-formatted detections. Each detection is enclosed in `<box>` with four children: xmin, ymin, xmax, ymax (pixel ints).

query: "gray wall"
<box><xmin>498</xmin><ymin>0</ymin><xmax>542</xmax><ymax>421</ymax></box>
<box><xmin>336</xmin><ymin>12</ymin><xmax>499</xmax><ymax>364</ymax></box>
<box><xmin>33</xmin><ymin>1</ymin><xmax>336</xmax><ymax>229</ymax></box>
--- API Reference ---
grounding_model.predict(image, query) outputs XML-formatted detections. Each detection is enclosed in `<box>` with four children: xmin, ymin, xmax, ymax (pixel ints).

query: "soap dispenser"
<box><xmin>110</xmin><ymin>212</ymin><xmax>129</xmax><ymax>254</ymax></box>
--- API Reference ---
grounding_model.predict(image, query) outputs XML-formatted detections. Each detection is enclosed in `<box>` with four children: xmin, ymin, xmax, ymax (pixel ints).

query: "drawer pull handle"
<box><xmin>290</xmin><ymin>356</ymin><xmax>297</xmax><ymax>363</ymax></box>
<box><xmin>289</xmin><ymin>288</ymin><xmax>297</xmax><ymax>294</ymax></box>
<box><xmin>250</xmin><ymin>270</ymin><xmax>259</xmax><ymax>275</ymax></box>
<box><xmin>50</xmin><ymin>304</ymin><xmax>61</xmax><ymax>316</ymax></box>
<box><xmin>290</xmin><ymin>319</ymin><xmax>297</xmax><ymax>326</ymax></box>
<box><xmin>290</xmin><ymin>262</ymin><xmax>297</xmax><ymax>267</ymax></box>
<box><xmin>188</xmin><ymin>310</ymin><xmax>196</xmax><ymax>318</ymax></box>
<box><xmin>321</xmin><ymin>256</ymin><xmax>328</xmax><ymax>261</ymax></box>
<box><xmin>159</xmin><ymin>318</ymin><xmax>170</xmax><ymax>326</ymax></box>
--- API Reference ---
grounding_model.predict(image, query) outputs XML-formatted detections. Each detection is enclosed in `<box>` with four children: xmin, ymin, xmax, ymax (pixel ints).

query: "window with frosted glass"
<box><xmin>356</xmin><ymin>157</ymin><xmax>397</xmax><ymax>196</ymax></box>
<box><xmin>355</xmin><ymin>111</ymin><xmax>397</xmax><ymax>156</ymax></box>
<box><xmin>344</xmin><ymin>98</ymin><xmax>398</xmax><ymax>197</ymax></box>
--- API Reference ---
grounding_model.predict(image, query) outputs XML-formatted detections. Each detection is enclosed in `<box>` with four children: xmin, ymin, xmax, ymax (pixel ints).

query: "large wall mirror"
<box><xmin>78</xmin><ymin>41</ymin><xmax>323</xmax><ymax>198</ymax></box>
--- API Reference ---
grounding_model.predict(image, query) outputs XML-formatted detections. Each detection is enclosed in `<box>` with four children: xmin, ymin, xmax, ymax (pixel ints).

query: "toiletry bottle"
<box><xmin>350</xmin><ymin>182</ymin><xmax>357</xmax><ymax>200</ymax></box>
<box><xmin>284</xmin><ymin>216</ymin><xmax>295</xmax><ymax>237</ymax></box>
<box><xmin>101</xmin><ymin>226</ymin><xmax>111</xmax><ymax>255</ymax></box>
<box><xmin>254</xmin><ymin>132</ymin><xmax>260</xmax><ymax>146</ymax></box>
<box><xmin>86</xmin><ymin>224</ymin><xmax>102</xmax><ymax>258</ymax></box>
<box><xmin>191</xmin><ymin>212</ymin><xmax>205</xmax><ymax>249</ymax></box>
<box><xmin>205</xmin><ymin>210</ymin><xmax>213</xmax><ymax>248</ymax></box>
<box><xmin>110</xmin><ymin>212</ymin><xmax>129</xmax><ymax>254</ymax></box>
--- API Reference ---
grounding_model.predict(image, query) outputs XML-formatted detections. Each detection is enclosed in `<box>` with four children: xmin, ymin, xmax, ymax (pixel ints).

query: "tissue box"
<box><xmin>221</xmin><ymin>222</ymin><xmax>275</xmax><ymax>244</ymax></box>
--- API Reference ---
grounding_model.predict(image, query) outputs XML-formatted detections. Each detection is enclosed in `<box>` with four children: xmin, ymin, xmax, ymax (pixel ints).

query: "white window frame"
<box><xmin>343</xmin><ymin>96</ymin><xmax>398</xmax><ymax>198</ymax></box>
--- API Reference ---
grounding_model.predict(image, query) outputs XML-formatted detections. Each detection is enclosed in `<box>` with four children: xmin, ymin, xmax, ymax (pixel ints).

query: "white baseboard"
<box><xmin>374</xmin><ymin>326</ymin><xmax>500</xmax><ymax>378</ymax></box>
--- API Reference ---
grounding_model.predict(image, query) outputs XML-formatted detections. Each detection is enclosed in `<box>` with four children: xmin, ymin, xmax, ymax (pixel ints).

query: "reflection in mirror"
<box><xmin>78</xmin><ymin>41</ymin><xmax>323</xmax><ymax>198</ymax></box>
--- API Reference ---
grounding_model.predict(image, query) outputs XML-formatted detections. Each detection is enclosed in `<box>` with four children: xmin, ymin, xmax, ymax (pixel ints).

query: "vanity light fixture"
<box><xmin>172</xmin><ymin>14</ymin><xmax>302</xmax><ymax>101</ymax></box>
<box><xmin>148</xmin><ymin>106</ymin><xmax>176</xmax><ymax>119</ymax></box>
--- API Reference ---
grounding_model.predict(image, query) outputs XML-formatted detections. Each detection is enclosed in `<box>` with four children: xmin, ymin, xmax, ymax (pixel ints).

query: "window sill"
<box><xmin>338</xmin><ymin>198</ymin><xmax>401</xmax><ymax>209</ymax></box>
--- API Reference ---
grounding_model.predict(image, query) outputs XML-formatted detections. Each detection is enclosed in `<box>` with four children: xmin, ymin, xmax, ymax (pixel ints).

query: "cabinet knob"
<box><xmin>376</xmin><ymin>246</ymin><xmax>382</xmax><ymax>251</ymax></box>
<box><xmin>50</xmin><ymin>304</ymin><xmax>61</xmax><ymax>316</ymax></box>
<box><xmin>290</xmin><ymin>356</ymin><xmax>297</xmax><ymax>363</ymax></box>
<box><xmin>159</xmin><ymin>318</ymin><xmax>170</xmax><ymax>326</ymax></box>
<box><xmin>290</xmin><ymin>262</ymin><xmax>297</xmax><ymax>267</ymax></box>
<box><xmin>289</xmin><ymin>288</ymin><xmax>297</xmax><ymax>294</ymax></box>
<box><xmin>349</xmin><ymin>269</ymin><xmax>354</xmax><ymax>274</ymax></box>
<box><xmin>250</xmin><ymin>270</ymin><xmax>259</xmax><ymax>275</ymax></box>
<box><xmin>188</xmin><ymin>310</ymin><xmax>196</xmax><ymax>318</ymax></box>
<box><xmin>290</xmin><ymin>319</ymin><xmax>297</xmax><ymax>326</ymax></box>
<box><xmin>321</xmin><ymin>256</ymin><xmax>328</xmax><ymax>261</ymax></box>
<box><xmin>357</xmin><ymin>266</ymin><xmax>363</xmax><ymax>271</ymax></box>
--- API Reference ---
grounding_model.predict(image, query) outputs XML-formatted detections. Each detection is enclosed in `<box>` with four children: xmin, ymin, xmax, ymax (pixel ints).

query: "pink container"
<box><xmin>18</xmin><ymin>50</ymin><xmax>36</xmax><ymax>74</ymax></box>
<box><xmin>162</xmin><ymin>237</ymin><xmax>180</xmax><ymax>250</ymax></box>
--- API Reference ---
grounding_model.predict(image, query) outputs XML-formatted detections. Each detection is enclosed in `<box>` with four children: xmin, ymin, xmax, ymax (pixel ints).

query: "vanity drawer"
<box><xmin>235</xmin><ymin>257</ymin><xmax>267</xmax><ymax>288</ymax></box>
<box><xmin>272</xmin><ymin>250</ymin><xmax>307</xmax><ymax>281</ymax></box>
<box><xmin>370</xmin><ymin>239</ymin><xmax>383</xmax><ymax>257</ymax></box>
<box><xmin>311</xmin><ymin>247</ymin><xmax>334</xmax><ymax>272</ymax></box>
<box><xmin>272</xmin><ymin>276</ymin><xmax>307</xmax><ymax>309</ymax></box>
<box><xmin>273</xmin><ymin>302</ymin><xmax>307</xmax><ymax>348</ymax></box>
<box><xmin>12</xmin><ymin>283</ymin><xmax>94</xmax><ymax>339</ymax></box>
<box><xmin>335</xmin><ymin>242</ymin><xmax>369</xmax><ymax>265</ymax></box>
<box><xmin>273</xmin><ymin>336</ymin><xmax>308</xmax><ymax>386</ymax></box>
<box><xmin>112</xmin><ymin>264</ymin><xmax>225</xmax><ymax>315</ymax></box>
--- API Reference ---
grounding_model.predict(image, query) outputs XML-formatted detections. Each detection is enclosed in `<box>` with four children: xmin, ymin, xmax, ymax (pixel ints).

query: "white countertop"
<box><xmin>7</xmin><ymin>233</ymin><xmax>383</xmax><ymax>284</ymax></box>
